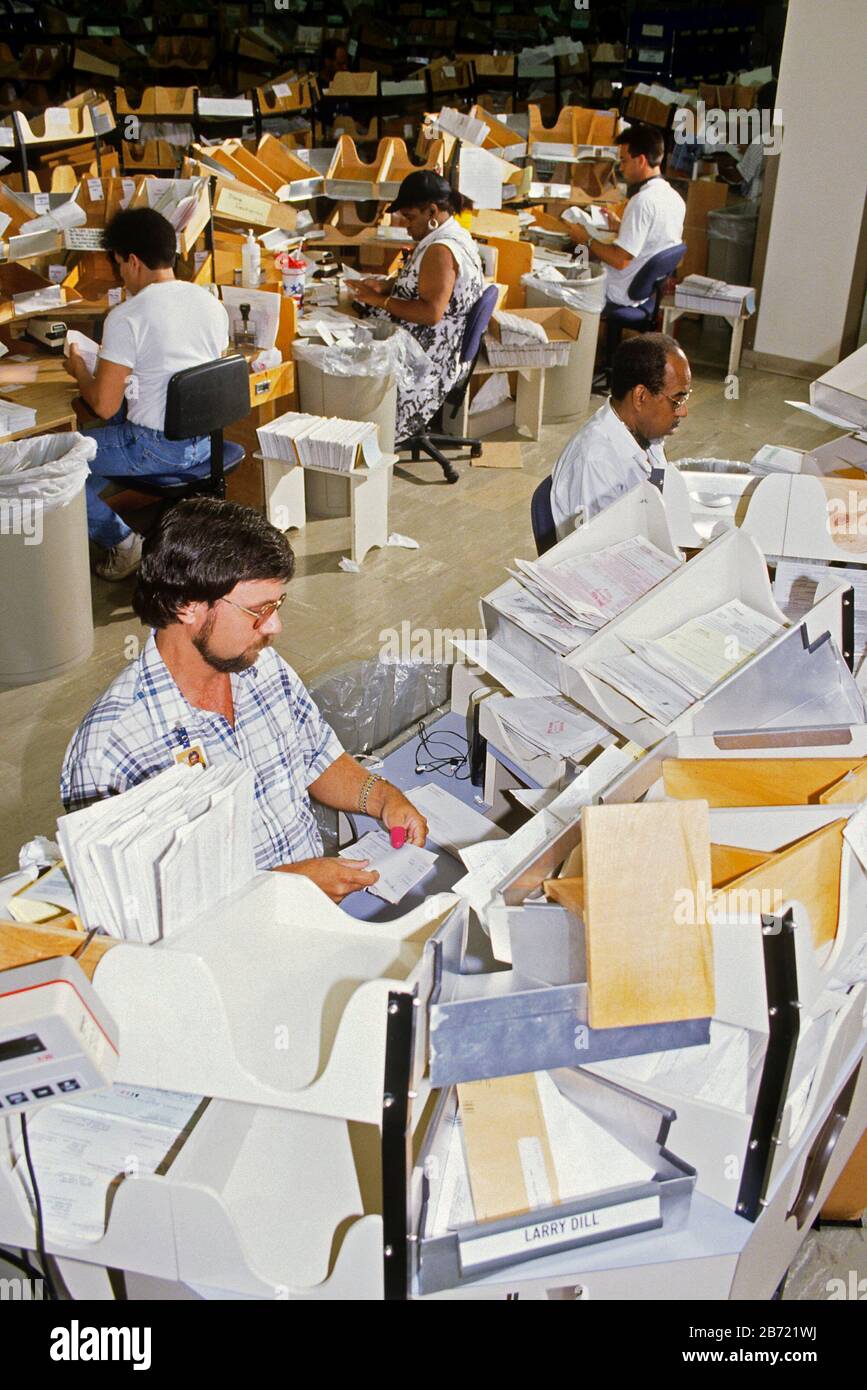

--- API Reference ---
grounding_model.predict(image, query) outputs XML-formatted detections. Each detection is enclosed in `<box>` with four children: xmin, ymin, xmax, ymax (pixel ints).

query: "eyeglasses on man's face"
<box><xmin>659</xmin><ymin>389</ymin><xmax>692</xmax><ymax>413</ymax></box>
<box><xmin>219</xmin><ymin>594</ymin><xmax>287</xmax><ymax>629</ymax></box>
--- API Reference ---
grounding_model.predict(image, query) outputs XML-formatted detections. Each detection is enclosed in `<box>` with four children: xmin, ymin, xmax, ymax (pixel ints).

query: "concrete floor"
<box><xmin>0</xmin><ymin>322</ymin><xmax>862</xmax><ymax>1296</ymax></box>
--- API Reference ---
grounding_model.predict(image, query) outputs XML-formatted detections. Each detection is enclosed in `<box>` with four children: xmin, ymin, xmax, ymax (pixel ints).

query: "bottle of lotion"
<box><xmin>241</xmin><ymin>229</ymin><xmax>261</xmax><ymax>288</ymax></box>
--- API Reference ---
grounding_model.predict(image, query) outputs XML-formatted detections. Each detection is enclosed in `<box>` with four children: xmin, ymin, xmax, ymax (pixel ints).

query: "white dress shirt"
<box><xmin>604</xmin><ymin>177</ymin><xmax>686</xmax><ymax>307</ymax></box>
<box><xmin>550</xmin><ymin>400</ymin><xmax>668</xmax><ymax>538</ymax></box>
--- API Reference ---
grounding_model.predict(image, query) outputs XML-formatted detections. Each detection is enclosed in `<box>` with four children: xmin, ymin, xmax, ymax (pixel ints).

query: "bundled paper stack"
<box><xmin>486</xmin><ymin>309</ymin><xmax>569</xmax><ymax>368</ymax></box>
<box><xmin>674</xmin><ymin>275</ymin><xmax>756</xmax><ymax>316</ymax></box>
<box><xmin>584</xmin><ymin>599</ymin><xmax>783</xmax><ymax>725</ymax></box>
<box><xmin>256</xmin><ymin>410</ymin><xmax>385</xmax><ymax>472</ymax></box>
<box><xmin>489</xmin><ymin>693</ymin><xmax>611</xmax><ymax>761</ymax></box>
<box><xmin>0</xmin><ymin>399</ymin><xmax>37</xmax><ymax>434</ymax></box>
<box><xmin>506</xmin><ymin>536</ymin><xmax>682</xmax><ymax>643</ymax></box>
<box><xmin>56</xmin><ymin>762</ymin><xmax>256</xmax><ymax>943</ymax></box>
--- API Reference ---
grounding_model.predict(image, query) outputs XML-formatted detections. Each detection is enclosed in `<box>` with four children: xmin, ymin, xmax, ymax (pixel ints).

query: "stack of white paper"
<box><xmin>590</xmin><ymin>1021</ymin><xmax>760</xmax><ymax>1114</ymax></box>
<box><xmin>145</xmin><ymin>177</ymin><xmax>206</xmax><ymax>233</ymax></box>
<box><xmin>493</xmin><ymin>309</ymin><xmax>549</xmax><ymax>345</ymax></box>
<box><xmin>434</xmin><ymin>107</ymin><xmax>488</xmax><ymax>146</ymax></box>
<box><xmin>339</xmin><ymin>829</ymin><xmax>437</xmax><ymax>904</ymax></box>
<box><xmin>404</xmin><ymin>783</ymin><xmax>505</xmax><ymax>859</ymax></box>
<box><xmin>11</xmin><ymin>284</ymin><xmax>65</xmax><ymax>316</ymax></box>
<box><xmin>508</xmin><ymin>535</ymin><xmax>681</xmax><ymax>636</ymax></box>
<box><xmin>256</xmin><ymin>410</ymin><xmax>383</xmax><ymax>472</ymax></box>
<box><xmin>64</xmin><ymin>328</ymin><xmax>99</xmax><ymax>376</ymax></box>
<box><xmin>0</xmin><ymin>399</ymin><xmax>37</xmax><ymax>433</ymax></box>
<box><xmin>750</xmin><ymin>443</ymin><xmax>803</xmax><ymax>475</ymax></box>
<box><xmin>584</xmin><ymin>599</ymin><xmax>783</xmax><ymax>724</ymax></box>
<box><xmin>56</xmin><ymin>763</ymin><xmax>256</xmax><ymax>943</ymax></box>
<box><xmin>19</xmin><ymin>198</ymin><xmax>87</xmax><ymax>235</ymax></box>
<box><xmin>562</xmin><ymin>204</ymin><xmax>609</xmax><ymax>231</ymax></box>
<box><xmin>428</xmin><ymin>1071</ymin><xmax>654</xmax><ymax>1237</ymax></box>
<box><xmin>12</xmin><ymin>1084</ymin><xmax>204</xmax><ymax>1245</ymax></box>
<box><xmin>197</xmin><ymin>97</ymin><xmax>255</xmax><ymax>119</ymax></box>
<box><xmin>489</xmin><ymin>694</ymin><xmax>611</xmax><ymax>761</ymax></box>
<box><xmin>675</xmin><ymin>275</ymin><xmax>756</xmax><ymax>316</ymax></box>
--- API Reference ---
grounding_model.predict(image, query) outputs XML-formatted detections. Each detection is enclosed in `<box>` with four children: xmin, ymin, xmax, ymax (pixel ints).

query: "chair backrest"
<box><xmin>627</xmin><ymin>241</ymin><xmax>687</xmax><ymax>305</ymax></box>
<box><xmin>460</xmin><ymin>283</ymin><xmax>500</xmax><ymax>366</ymax></box>
<box><xmin>163</xmin><ymin>354</ymin><xmax>250</xmax><ymax>441</ymax></box>
<box><xmin>531</xmin><ymin>474</ymin><xmax>557</xmax><ymax>556</ymax></box>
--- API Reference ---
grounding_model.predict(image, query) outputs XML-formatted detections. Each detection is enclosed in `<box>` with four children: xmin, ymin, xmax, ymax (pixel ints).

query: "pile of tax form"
<box><xmin>56</xmin><ymin>763</ymin><xmax>256</xmax><ymax>943</ymax></box>
<box><xmin>256</xmin><ymin>410</ymin><xmax>385</xmax><ymax>472</ymax></box>
<box><xmin>500</xmin><ymin>536</ymin><xmax>681</xmax><ymax>654</ymax></box>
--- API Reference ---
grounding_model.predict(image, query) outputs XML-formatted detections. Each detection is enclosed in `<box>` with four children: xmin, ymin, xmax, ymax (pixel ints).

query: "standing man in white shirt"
<box><xmin>565</xmin><ymin>124</ymin><xmax>685</xmax><ymax>310</ymax></box>
<box><xmin>64</xmin><ymin>206</ymin><xmax>230</xmax><ymax>581</ymax></box>
<box><xmin>550</xmin><ymin>333</ymin><xmax>691</xmax><ymax>538</ymax></box>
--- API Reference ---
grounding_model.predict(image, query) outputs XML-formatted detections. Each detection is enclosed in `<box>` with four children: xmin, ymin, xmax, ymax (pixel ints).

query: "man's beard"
<box><xmin>193</xmin><ymin>609</ymin><xmax>266</xmax><ymax>674</ymax></box>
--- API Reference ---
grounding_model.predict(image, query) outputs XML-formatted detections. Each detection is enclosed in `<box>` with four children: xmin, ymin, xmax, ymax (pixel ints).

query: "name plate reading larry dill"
<box><xmin>458</xmin><ymin>1195</ymin><xmax>661</xmax><ymax>1271</ymax></box>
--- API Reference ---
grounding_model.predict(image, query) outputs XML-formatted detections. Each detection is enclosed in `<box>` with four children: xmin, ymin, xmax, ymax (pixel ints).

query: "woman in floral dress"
<box><xmin>350</xmin><ymin>171</ymin><xmax>484</xmax><ymax>445</ymax></box>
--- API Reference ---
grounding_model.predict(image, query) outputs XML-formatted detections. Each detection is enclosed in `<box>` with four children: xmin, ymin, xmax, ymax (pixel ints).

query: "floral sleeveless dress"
<box><xmin>372</xmin><ymin>218</ymin><xmax>484</xmax><ymax>440</ymax></box>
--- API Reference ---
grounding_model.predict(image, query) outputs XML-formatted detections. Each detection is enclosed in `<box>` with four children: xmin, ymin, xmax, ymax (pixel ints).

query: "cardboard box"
<box><xmin>324</xmin><ymin>71</ymin><xmax>378</xmax><ymax>99</ymax></box>
<box><xmin>485</xmin><ymin>306</ymin><xmax>581</xmax><ymax>368</ymax></box>
<box><xmin>115</xmin><ymin>86</ymin><xmax>197</xmax><ymax>118</ymax></box>
<box><xmin>469</xmin><ymin>54</ymin><xmax>515</xmax><ymax>79</ymax></box>
<box><xmin>208</xmin><ymin>177</ymin><xmax>297</xmax><ymax>236</ymax></box>
<box><xmin>679</xmin><ymin>177</ymin><xmax>728</xmax><ymax>277</ymax></box>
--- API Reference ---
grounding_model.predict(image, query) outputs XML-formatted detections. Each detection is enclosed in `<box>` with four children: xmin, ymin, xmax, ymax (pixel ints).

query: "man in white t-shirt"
<box><xmin>64</xmin><ymin>207</ymin><xmax>230</xmax><ymax>580</ymax></box>
<box><xmin>565</xmin><ymin>124</ymin><xmax>685</xmax><ymax>308</ymax></box>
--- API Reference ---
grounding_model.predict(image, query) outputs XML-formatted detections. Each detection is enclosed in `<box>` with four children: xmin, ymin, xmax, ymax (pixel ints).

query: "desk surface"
<box><xmin>0</xmin><ymin>371</ymin><xmax>78</xmax><ymax>442</ymax></box>
<box><xmin>341</xmin><ymin>709</ymin><xmax>494</xmax><ymax>923</ymax></box>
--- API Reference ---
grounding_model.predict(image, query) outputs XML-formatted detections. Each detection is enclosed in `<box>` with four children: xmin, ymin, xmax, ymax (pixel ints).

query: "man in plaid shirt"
<box><xmin>61</xmin><ymin>498</ymin><xmax>427</xmax><ymax>902</ymax></box>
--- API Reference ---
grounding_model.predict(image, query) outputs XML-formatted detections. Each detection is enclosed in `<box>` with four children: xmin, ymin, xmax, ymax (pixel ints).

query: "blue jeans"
<box><xmin>83</xmin><ymin>407</ymin><xmax>211</xmax><ymax>547</ymax></box>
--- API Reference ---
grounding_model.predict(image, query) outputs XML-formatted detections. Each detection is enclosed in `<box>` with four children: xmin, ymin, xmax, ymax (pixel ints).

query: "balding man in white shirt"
<box><xmin>550</xmin><ymin>334</ymin><xmax>691</xmax><ymax>539</ymax></box>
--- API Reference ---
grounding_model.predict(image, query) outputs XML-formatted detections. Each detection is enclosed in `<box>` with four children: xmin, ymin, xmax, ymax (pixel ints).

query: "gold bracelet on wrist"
<box><xmin>358</xmin><ymin>772</ymin><xmax>383</xmax><ymax>816</ymax></box>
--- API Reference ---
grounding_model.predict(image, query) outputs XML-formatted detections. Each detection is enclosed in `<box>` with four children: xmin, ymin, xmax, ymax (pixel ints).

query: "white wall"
<box><xmin>754</xmin><ymin>0</ymin><xmax>867</xmax><ymax>367</ymax></box>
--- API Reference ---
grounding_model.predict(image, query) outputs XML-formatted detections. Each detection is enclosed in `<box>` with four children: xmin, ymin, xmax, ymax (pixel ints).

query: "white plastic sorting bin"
<box><xmin>0</xmin><ymin>432</ymin><xmax>95</xmax><ymax>686</ymax></box>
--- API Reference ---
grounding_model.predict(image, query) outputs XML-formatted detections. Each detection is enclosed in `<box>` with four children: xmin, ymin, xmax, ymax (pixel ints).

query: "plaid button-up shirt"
<box><xmin>60</xmin><ymin>634</ymin><xmax>344</xmax><ymax>870</ymax></box>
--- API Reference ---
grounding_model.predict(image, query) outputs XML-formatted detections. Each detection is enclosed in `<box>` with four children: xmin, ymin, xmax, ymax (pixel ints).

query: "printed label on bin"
<box><xmin>458</xmin><ymin>1194</ymin><xmax>661</xmax><ymax>1270</ymax></box>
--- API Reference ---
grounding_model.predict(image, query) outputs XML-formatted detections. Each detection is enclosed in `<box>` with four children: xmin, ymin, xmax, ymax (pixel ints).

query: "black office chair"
<box><xmin>530</xmin><ymin>475</ymin><xmax>557</xmax><ymax>556</ymax></box>
<box><xmin>110</xmin><ymin>355</ymin><xmax>249</xmax><ymax>521</ymax></box>
<box><xmin>397</xmin><ymin>283</ymin><xmax>500</xmax><ymax>485</ymax></box>
<box><xmin>594</xmin><ymin>241</ymin><xmax>687</xmax><ymax>390</ymax></box>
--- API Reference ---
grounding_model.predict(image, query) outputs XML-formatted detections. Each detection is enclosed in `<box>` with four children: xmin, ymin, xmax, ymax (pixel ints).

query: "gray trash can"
<box><xmin>522</xmin><ymin>265</ymin><xmax>606</xmax><ymax>421</ymax></box>
<box><xmin>707</xmin><ymin>203</ymin><xmax>759</xmax><ymax>287</ymax></box>
<box><xmin>294</xmin><ymin>339</ymin><xmax>398</xmax><ymax>518</ymax></box>
<box><xmin>0</xmin><ymin>432</ymin><xmax>95</xmax><ymax>686</ymax></box>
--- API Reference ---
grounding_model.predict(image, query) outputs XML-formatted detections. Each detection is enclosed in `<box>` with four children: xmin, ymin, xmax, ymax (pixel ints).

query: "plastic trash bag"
<box><xmin>707</xmin><ymin>203</ymin><xmax>760</xmax><ymax>244</ymax></box>
<box><xmin>0</xmin><ymin>432</ymin><xmax>96</xmax><ymax>510</ymax></box>
<box><xmin>674</xmin><ymin>457</ymin><xmax>751</xmax><ymax>474</ymax></box>
<box><xmin>310</xmin><ymin>658</ymin><xmax>451</xmax><ymax>756</ymax></box>
<box><xmin>309</xmin><ymin>658</ymin><xmax>452</xmax><ymax>853</ymax></box>
<box><xmin>293</xmin><ymin>323</ymin><xmax>438</xmax><ymax>398</ymax></box>
<box><xmin>521</xmin><ymin>267</ymin><xmax>607</xmax><ymax>313</ymax></box>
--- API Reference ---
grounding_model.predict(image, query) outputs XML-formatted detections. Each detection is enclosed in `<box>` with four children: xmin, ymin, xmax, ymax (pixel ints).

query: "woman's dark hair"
<box><xmin>389</xmin><ymin>170</ymin><xmax>474</xmax><ymax>217</ymax></box>
<box><xmin>617</xmin><ymin>123</ymin><xmax>666</xmax><ymax>169</ymax></box>
<box><xmin>611</xmin><ymin>333</ymin><xmax>682</xmax><ymax>401</ymax></box>
<box><xmin>133</xmin><ymin>498</ymin><xmax>296</xmax><ymax>629</ymax></box>
<box><xmin>103</xmin><ymin>206</ymin><xmax>178</xmax><ymax>270</ymax></box>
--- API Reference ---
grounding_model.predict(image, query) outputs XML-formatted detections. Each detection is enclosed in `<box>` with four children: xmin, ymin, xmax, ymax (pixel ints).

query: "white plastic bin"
<box><xmin>0</xmin><ymin>432</ymin><xmax>95</xmax><ymax>686</ymax></box>
<box><xmin>522</xmin><ymin>265</ymin><xmax>606</xmax><ymax>421</ymax></box>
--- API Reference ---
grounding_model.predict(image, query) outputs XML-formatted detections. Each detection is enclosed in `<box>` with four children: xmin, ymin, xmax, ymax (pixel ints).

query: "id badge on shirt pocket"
<box><xmin>173</xmin><ymin>739</ymin><xmax>208</xmax><ymax>769</ymax></box>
